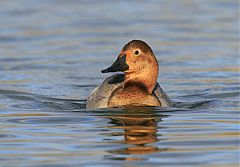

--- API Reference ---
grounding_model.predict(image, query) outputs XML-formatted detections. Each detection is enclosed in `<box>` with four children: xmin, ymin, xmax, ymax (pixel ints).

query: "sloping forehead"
<box><xmin>122</xmin><ymin>40</ymin><xmax>153</xmax><ymax>53</ymax></box>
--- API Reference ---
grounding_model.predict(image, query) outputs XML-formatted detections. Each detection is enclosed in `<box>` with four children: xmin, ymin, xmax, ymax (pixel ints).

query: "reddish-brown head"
<box><xmin>102</xmin><ymin>40</ymin><xmax>159</xmax><ymax>94</ymax></box>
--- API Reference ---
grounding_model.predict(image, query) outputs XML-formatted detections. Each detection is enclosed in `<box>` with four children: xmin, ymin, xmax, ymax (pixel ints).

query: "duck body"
<box><xmin>86</xmin><ymin>74</ymin><xmax>172</xmax><ymax>109</ymax></box>
<box><xmin>86</xmin><ymin>40</ymin><xmax>172</xmax><ymax>109</ymax></box>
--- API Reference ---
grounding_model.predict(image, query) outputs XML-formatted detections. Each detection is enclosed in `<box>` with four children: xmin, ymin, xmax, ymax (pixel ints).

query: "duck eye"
<box><xmin>134</xmin><ymin>50</ymin><xmax>140</xmax><ymax>55</ymax></box>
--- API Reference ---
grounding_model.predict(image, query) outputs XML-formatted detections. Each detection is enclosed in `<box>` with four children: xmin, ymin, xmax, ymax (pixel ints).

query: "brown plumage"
<box><xmin>86</xmin><ymin>40</ymin><xmax>172</xmax><ymax>109</ymax></box>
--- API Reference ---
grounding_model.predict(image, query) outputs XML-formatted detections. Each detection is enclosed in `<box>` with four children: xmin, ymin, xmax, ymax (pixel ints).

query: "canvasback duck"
<box><xmin>86</xmin><ymin>40</ymin><xmax>172</xmax><ymax>109</ymax></box>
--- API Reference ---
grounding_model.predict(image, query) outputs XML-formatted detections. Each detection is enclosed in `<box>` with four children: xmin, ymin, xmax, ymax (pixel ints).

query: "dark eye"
<box><xmin>134</xmin><ymin>50</ymin><xmax>139</xmax><ymax>55</ymax></box>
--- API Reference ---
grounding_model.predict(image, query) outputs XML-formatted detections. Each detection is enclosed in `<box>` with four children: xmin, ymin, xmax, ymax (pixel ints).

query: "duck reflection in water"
<box><xmin>103</xmin><ymin>107</ymin><xmax>169</xmax><ymax>159</ymax></box>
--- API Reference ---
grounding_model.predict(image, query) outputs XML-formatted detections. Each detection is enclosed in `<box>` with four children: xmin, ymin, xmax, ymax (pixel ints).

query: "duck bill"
<box><xmin>101</xmin><ymin>54</ymin><xmax>129</xmax><ymax>73</ymax></box>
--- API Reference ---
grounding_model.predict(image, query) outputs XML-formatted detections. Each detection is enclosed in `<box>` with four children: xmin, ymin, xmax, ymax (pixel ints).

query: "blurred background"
<box><xmin>0</xmin><ymin>0</ymin><xmax>239</xmax><ymax>166</ymax></box>
<box><xmin>0</xmin><ymin>0</ymin><xmax>238</xmax><ymax>100</ymax></box>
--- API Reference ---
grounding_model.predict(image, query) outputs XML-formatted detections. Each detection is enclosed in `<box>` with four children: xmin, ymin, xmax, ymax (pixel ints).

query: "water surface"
<box><xmin>0</xmin><ymin>0</ymin><xmax>239</xmax><ymax>166</ymax></box>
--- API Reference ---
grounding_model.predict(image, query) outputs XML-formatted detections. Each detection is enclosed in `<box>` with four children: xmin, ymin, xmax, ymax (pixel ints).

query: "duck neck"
<box><xmin>124</xmin><ymin>70</ymin><xmax>158</xmax><ymax>94</ymax></box>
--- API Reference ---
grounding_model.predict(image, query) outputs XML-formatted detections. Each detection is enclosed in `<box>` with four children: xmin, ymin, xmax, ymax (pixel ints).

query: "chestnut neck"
<box><xmin>124</xmin><ymin>69</ymin><xmax>158</xmax><ymax>94</ymax></box>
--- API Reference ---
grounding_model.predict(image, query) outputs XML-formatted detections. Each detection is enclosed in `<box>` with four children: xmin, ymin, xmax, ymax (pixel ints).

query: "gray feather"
<box><xmin>86</xmin><ymin>74</ymin><xmax>172</xmax><ymax>109</ymax></box>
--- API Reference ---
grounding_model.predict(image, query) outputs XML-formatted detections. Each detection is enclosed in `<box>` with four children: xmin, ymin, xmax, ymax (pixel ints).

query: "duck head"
<box><xmin>101</xmin><ymin>40</ymin><xmax>159</xmax><ymax>94</ymax></box>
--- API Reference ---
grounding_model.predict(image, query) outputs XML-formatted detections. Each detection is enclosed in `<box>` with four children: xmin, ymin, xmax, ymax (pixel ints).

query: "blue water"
<box><xmin>0</xmin><ymin>0</ymin><xmax>239</xmax><ymax>166</ymax></box>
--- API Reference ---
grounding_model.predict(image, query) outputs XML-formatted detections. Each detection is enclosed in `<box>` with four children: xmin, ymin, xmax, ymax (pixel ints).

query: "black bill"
<box><xmin>101</xmin><ymin>54</ymin><xmax>129</xmax><ymax>73</ymax></box>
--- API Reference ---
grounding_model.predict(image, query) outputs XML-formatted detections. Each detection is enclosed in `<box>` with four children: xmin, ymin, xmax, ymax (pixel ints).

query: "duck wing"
<box><xmin>86</xmin><ymin>74</ymin><xmax>172</xmax><ymax>109</ymax></box>
<box><xmin>153</xmin><ymin>83</ymin><xmax>173</xmax><ymax>107</ymax></box>
<box><xmin>86</xmin><ymin>74</ymin><xmax>124</xmax><ymax>109</ymax></box>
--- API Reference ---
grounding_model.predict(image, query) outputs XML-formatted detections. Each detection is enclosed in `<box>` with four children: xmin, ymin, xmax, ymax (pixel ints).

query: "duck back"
<box><xmin>86</xmin><ymin>74</ymin><xmax>172</xmax><ymax>109</ymax></box>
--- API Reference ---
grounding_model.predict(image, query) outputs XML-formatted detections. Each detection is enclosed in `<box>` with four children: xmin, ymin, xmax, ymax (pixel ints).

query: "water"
<box><xmin>0</xmin><ymin>0</ymin><xmax>239</xmax><ymax>166</ymax></box>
